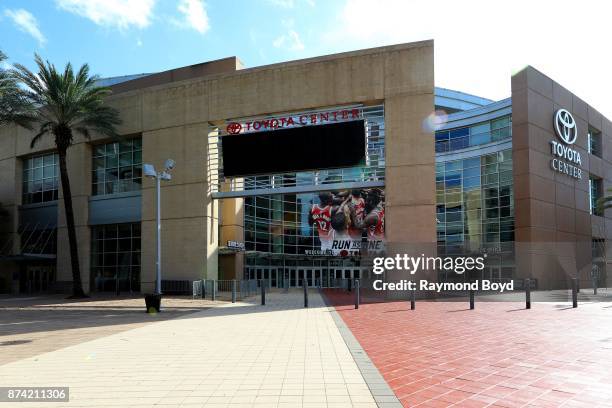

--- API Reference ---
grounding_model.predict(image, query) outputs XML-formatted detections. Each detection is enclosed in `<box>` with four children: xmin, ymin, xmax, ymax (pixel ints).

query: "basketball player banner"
<box><xmin>306</xmin><ymin>187</ymin><xmax>385</xmax><ymax>257</ymax></box>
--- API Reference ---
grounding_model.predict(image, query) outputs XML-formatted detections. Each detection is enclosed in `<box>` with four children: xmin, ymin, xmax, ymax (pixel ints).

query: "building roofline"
<box><xmin>108</xmin><ymin>40</ymin><xmax>434</xmax><ymax>95</ymax></box>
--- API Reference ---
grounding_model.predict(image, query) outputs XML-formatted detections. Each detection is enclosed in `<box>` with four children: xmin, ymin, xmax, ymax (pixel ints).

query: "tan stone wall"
<box><xmin>219</xmin><ymin>197</ymin><xmax>244</xmax><ymax>280</ymax></box>
<box><xmin>0</xmin><ymin>41</ymin><xmax>435</xmax><ymax>291</ymax></box>
<box><xmin>129</xmin><ymin>41</ymin><xmax>435</xmax><ymax>287</ymax></box>
<box><xmin>512</xmin><ymin>66</ymin><xmax>612</xmax><ymax>289</ymax></box>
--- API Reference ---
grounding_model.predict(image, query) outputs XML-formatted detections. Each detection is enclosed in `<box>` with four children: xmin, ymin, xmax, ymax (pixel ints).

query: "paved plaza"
<box><xmin>2</xmin><ymin>289</ymin><xmax>612</xmax><ymax>407</ymax></box>
<box><xmin>0</xmin><ymin>291</ymin><xmax>388</xmax><ymax>408</ymax></box>
<box><xmin>324</xmin><ymin>290</ymin><xmax>612</xmax><ymax>408</ymax></box>
<box><xmin>0</xmin><ymin>295</ymin><xmax>216</xmax><ymax>366</ymax></box>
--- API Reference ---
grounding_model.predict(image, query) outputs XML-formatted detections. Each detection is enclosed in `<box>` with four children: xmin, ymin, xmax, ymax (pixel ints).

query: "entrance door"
<box><xmin>306</xmin><ymin>270</ymin><xmax>313</xmax><ymax>287</ymax></box>
<box><xmin>322</xmin><ymin>268</ymin><xmax>329</xmax><ymax>288</ymax></box>
<box><xmin>314</xmin><ymin>269</ymin><xmax>321</xmax><ymax>287</ymax></box>
<box><xmin>22</xmin><ymin>265</ymin><xmax>55</xmax><ymax>293</ymax></box>
<box><xmin>285</xmin><ymin>268</ymin><xmax>324</xmax><ymax>288</ymax></box>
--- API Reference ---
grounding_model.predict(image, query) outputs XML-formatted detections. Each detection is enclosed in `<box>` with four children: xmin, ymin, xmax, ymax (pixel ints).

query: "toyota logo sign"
<box><xmin>226</xmin><ymin>122</ymin><xmax>242</xmax><ymax>134</ymax></box>
<box><xmin>554</xmin><ymin>109</ymin><xmax>577</xmax><ymax>145</ymax></box>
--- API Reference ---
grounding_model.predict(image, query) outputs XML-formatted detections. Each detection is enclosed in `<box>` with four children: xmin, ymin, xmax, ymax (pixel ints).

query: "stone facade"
<box><xmin>512</xmin><ymin>66</ymin><xmax>612</xmax><ymax>289</ymax></box>
<box><xmin>0</xmin><ymin>41</ymin><xmax>435</xmax><ymax>293</ymax></box>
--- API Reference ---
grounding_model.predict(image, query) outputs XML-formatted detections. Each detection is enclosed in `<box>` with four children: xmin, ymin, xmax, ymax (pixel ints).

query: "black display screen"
<box><xmin>221</xmin><ymin>120</ymin><xmax>366</xmax><ymax>177</ymax></box>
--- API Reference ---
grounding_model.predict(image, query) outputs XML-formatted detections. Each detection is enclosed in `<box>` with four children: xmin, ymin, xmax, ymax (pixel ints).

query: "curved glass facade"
<box><xmin>436</xmin><ymin>146</ymin><xmax>515</xmax><ymax>281</ymax></box>
<box><xmin>435</xmin><ymin>115</ymin><xmax>512</xmax><ymax>153</ymax></box>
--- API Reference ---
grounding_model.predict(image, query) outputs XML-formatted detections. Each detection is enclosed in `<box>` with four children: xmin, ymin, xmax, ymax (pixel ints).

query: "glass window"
<box><xmin>91</xmin><ymin>223</ymin><xmax>141</xmax><ymax>292</ymax></box>
<box><xmin>445</xmin><ymin>161</ymin><xmax>462</xmax><ymax>172</ymax></box>
<box><xmin>438</xmin><ymin>116</ymin><xmax>511</xmax><ymax>153</ymax></box>
<box><xmin>470</xmin><ymin>132</ymin><xmax>491</xmax><ymax>146</ymax></box>
<box><xmin>449</xmin><ymin>128</ymin><xmax>469</xmax><ymax>138</ymax></box>
<box><xmin>435</xmin><ymin>131</ymin><xmax>449</xmax><ymax>141</ymax></box>
<box><xmin>588</xmin><ymin>126</ymin><xmax>603</xmax><ymax>158</ymax></box>
<box><xmin>470</xmin><ymin>123</ymin><xmax>490</xmax><ymax>135</ymax></box>
<box><xmin>462</xmin><ymin>157</ymin><xmax>480</xmax><ymax>169</ymax></box>
<box><xmin>92</xmin><ymin>138</ymin><xmax>142</xmax><ymax>195</ymax></box>
<box><xmin>22</xmin><ymin>153</ymin><xmax>59</xmax><ymax>204</ymax></box>
<box><xmin>463</xmin><ymin>167</ymin><xmax>480</xmax><ymax>178</ymax></box>
<box><xmin>590</xmin><ymin>175</ymin><xmax>603</xmax><ymax>216</ymax></box>
<box><xmin>21</xmin><ymin>228</ymin><xmax>57</xmax><ymax>254</ymax></box>
<box><xmin>469</xmin><ymin>123</ymin><xmax>491</xmax><ymax>146</ymax></box>
<box><xmin>491</xmin><ymin>116</ymin><xmax>510</xmax><ymax>130</ymax></box>
<box><xmin>436</xmin><ymin>148</ymin><xmax>514</xmax><ymax>271</ymax></box>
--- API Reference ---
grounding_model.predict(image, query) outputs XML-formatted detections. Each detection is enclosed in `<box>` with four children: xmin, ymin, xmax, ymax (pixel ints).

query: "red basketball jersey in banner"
<box><xmin>368</xmin><ymin>207</ymin><xmax>385</xmax><ymax>240</ymax></box>
<box><xmin>311</xmin><ymin>204</ymin><xmax>333</xmax><ymax>240</ymax></box>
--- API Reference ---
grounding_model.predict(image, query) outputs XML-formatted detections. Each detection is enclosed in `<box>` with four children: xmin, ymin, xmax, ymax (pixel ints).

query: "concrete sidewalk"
<box><xmin>0</xmin><ymin>291</ymin><xmax>383</xmax><ymax>408</ymax></box>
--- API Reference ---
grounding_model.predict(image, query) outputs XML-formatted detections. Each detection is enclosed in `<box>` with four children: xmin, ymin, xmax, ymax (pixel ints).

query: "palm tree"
<box><xmin>598</xmin><ymin>190</ymin><xmax>612</xmax><ymax>213</ymax></box>
<box><xmin>0</xmin><ymin>51</ymin><xmax>35</xmax><ymax>127</ymax></box>
<box><xmin>11</xmin><ymin>55</ymin><xmax>121</xmax><ymax>298</ymax></box>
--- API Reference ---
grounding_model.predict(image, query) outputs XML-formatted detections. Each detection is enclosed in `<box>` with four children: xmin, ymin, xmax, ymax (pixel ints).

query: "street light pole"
<box><xmin>156</xmin><ymin>173</ymin><xmax>162</xmax><ymax>294</ymax></box>
<box><xmin>144</xmin><ymin>159</ymin><xmax>175</xmax><ymax>296</ymax></box>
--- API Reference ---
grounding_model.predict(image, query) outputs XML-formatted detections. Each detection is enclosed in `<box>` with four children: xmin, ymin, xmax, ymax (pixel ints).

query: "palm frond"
<box><xmin>0</xmin><ymin>51</ymin><xmax>36</xmax><ymax>129</ymax></box>
<box><xmin>7</xmin><ymin>53</ymin><xmax>122</xmax><ymax>148</ymax></box>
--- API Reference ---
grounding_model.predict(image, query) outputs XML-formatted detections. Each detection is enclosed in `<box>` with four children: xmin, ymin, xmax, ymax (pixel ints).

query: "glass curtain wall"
<box><xmin>22</xmin><ymin>153</ymin><xmax>59</xmax><ymax>204</ymax></box>
<box><xmin>435</xmin><ymin>116</ymin><xmax>511</xmax><ymax>153</ymax></box>
<box><xmin>91</xmin><ymin>223</ymin><xmax>141</xmax><ymax>292</ymax></box>
<box><xmin>436</xmin><ymin>149</ymin><xmax>514</xmax><ymax>281</ymax></box>
<box><xmin>92</xmin><ymin>138</ymin><xmax>142</xmax><ymax>195</ymax></box>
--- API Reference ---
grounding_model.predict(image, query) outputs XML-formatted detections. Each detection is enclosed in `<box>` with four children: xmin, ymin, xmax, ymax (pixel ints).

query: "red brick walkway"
<box><xmin>323</xmin><ymin>290</ymin><xmax>612</xmax><ymax>407</ymax></box>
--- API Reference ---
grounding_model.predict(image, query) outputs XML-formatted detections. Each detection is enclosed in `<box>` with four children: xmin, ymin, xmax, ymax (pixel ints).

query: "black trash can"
<box><xmin>144</xmin><ymin>293</ymin><xmax>162</xmax><ymax>313</ymax></box>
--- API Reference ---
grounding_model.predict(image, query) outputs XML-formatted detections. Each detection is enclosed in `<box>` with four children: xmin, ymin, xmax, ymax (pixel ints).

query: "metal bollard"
<box><xmin>202</xmin><ymin>280</ymin><xmax>206</xmax><ymax>299</ymax></box>
<box><xmin>303</xmin><ymin>279</ymin><xmax>308</xmax><ymax>308</ymax></box>
<box><xmin>232</xmin><ymin>279</ymin><xmax>236</xmax><ymax>303</ymax></box>
<box><xmin>211</xmin><ymin>280</ymin><xmax>216</xmax><ymax>301</ymax></box>
<box><xmin>355</xmin><ymin>279</ymin><xmax>360</xmax><ymax>309</ymax></box>
<box><xmin>469</xmin><ymin>289</ymin><xmax>475</xmax><ymax>310</ymax></box>
<box><xmin>593</xmin><ymin>276</ymin><xmax>598</xmax><ymax>296</ymax></box>
<box><xmin>410</xmin><ymin>290</ymin><xmax>415</xmax><ymax>310</ymax></box>
<box><xmin>261</xmin><ymin>282</ymin><xmax>266</xmax><ymax>305</ymax></box>
<box><xmin>525</xmin><ymin>278</ymin><xmax>531</xmax><ymax>309</ymax></box>
<box><xmin>572</xmin><ymin>278</ymin><xmax>578</xmax><ymax>308</ymax></box>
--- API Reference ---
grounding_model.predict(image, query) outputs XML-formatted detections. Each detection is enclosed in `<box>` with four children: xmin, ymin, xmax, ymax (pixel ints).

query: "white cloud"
<box><xmin>324</xmin><ymin>0</ymin><xmax>612</xmax><ymax>118</ymax></box>
<box><xmin>56</xmin><ymin>0</ymin><xmax>155</xmax><ymax>30</ymax></box>
<box><xmin>4</xmin><ymin>8</ymin><xmax>46</xmax><ymax>45</ymax></box>
<box><xmin>177</xmin><ymin>0</ymin><xmax>209</xmax><ymax>34</ymax></box>
<box><xmin>273</xmin><ymin>29</ymin><xmax>304</xmax><ymax>51</ymax></box>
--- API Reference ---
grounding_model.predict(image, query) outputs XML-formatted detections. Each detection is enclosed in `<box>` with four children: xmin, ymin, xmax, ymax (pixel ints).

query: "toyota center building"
<box><xmin>1</xmin><ymin>40</ymin><xmax>611</xmax><ymax>294</ymax></box>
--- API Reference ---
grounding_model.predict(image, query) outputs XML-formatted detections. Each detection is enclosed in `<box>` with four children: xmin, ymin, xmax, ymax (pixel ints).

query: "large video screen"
<box><xmin>221</xmin><ymin>120</ymin><xmax>366</xmax><ymax>177</ymax></box>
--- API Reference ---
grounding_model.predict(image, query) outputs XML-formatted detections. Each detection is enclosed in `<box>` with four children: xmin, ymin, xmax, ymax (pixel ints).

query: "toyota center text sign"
<box><xmin>550</xmin><ymin>109</ymin><xmax>582</xmax><ymax>179</ymax></box>
<box><xmin>225</xmin><ymin>107</ymin><xmax>362</xmax><ymax>135</ymax></box>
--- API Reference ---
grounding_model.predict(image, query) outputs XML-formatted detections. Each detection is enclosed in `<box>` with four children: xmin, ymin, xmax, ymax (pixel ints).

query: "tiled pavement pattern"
<box><xmin>324</xmin><ymin>290</ymin><xmax>612</xmax><ymax>408</ymax></box>
<box><xmin>0</xmin><ymin>291</ymin><xmax>380</xmax><ymax>407</ymax></box>
<box><xmin>0</xmin><ymin>295</ymin><xmax>216</xmax><ymax>365</ymax></box>
<box><xmin>327</xmin><ymin>304</ymin><xmax>403</xmax><ymax>408</ymax></box>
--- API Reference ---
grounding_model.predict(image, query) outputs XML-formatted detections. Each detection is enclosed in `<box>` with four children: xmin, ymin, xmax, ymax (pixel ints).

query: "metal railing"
<box><xmin>192</xmin><ymin>279</ymin><xmax>269</xmax><ymax>301</ymax></box>
<box><xmin>161</xmin><ymin>279</ymin><xmax>192</xmax><ymax>294</ymax></box>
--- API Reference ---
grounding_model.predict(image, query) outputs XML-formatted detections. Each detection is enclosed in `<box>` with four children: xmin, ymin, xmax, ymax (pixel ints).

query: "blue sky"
<box><xmin>1</xmin><ymin>0</ymin><xmax>611</xmax><ymax>117</ymax></box>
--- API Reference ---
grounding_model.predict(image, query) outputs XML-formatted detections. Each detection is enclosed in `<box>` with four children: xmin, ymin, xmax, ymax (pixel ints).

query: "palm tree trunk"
<box><xmin>57</xmin><ymin>149</ymin><xmax>86</xmax><ymax>298</ymax></box>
